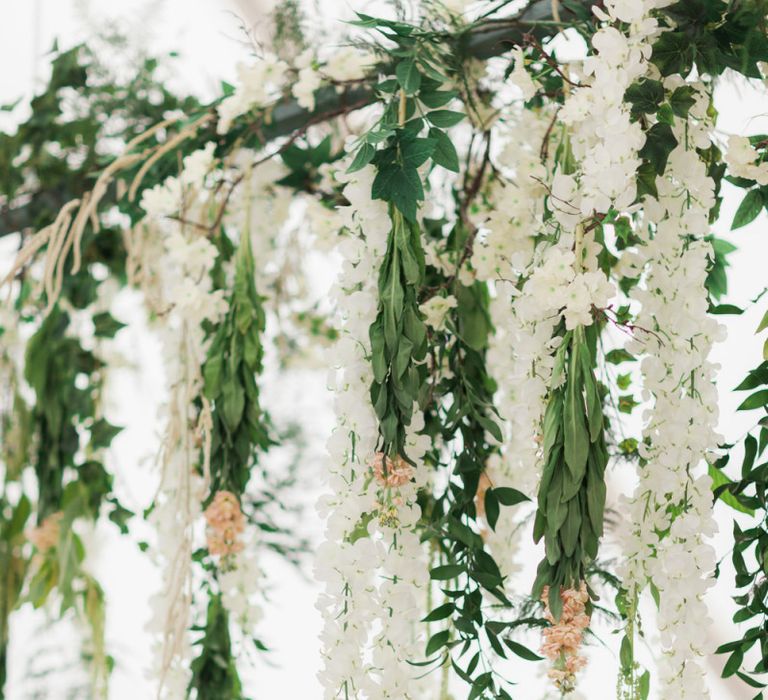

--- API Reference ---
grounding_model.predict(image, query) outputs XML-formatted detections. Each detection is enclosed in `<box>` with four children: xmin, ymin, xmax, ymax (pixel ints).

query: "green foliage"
<box><xmin>732</xmin><ymin>188</ymin><xmax>766</xmax><ymax>229</ymax></box>
<box><xmin>0</xmin><ymin>42</ymin><xmax>201</xmax><ymax>237</ymax></box>
<box><xmin>24</xmin><ymin>307</ymin><xmax>117</xmax><ymax>520</ymax></box>
<box><xmin>652</xmin><ymin>0</ymin><xmax>768</xmax><ymax>78</ymax></box>
<box><xmin>532</xmin><ymin>325</ymin><xmax>608</xmax><ymax>610</ymax></box>
<box><xmin>414</xmin><ymin>222</ymin><xmax>535</xmax><ymax>697</ymax></box>
<box><xmin>203</xmin><ymin>233</ymin><xmax>272</xmax><ymax>497</ymax></box>
<box><xmin>189</xmin><ymin>594</ymin><xmax>244</xmax><ymax>700</ymax></box>
<box><xmin>369</xmin><ymin>209</ymin><xmax>428</xmax><ymax>458</ymax></box>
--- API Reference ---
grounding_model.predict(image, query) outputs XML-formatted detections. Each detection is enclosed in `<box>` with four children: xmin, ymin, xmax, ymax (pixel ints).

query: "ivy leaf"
<box><xmin>396</xmin><ymin>59</ymin><xmax>421</xmax><ymax>95</ymax></box>
<box><xmin>639</xmin><ymin>122</ymin><xmax>678</xmax><ymax>175</ymax></box>
<box><xmin>92</xmin><ymin>311</ymin><xmax>126</xmax><ymax>338</ymax></box>
<box><xmin>624</xmin><ymin>79</ymin><xmax>664</xmax><ymax>115</ymax></box>
<box><xmin>426</xmin><ymin>110</ymin><xmax>465</xmax><ymax>128</ymax></box>
<box><xmin>618</xmin><ymin>395</ymin><xmax>639</xmax><ymax>414</ymax></box>
<box><xmin>651</xmin><ymin>31</ymin><xmax>695</xmax><ymax>76</ymax></box>
<box><xmin>90</xmin><ymin>418</ymin><xmax>122</xmax><ymax>449</ymax></box>
<box><xmin>669</xmin><ymin>85</ymin><xmax>697</xmax><ymax>117</ymax></box>
<box><xmin>732</xmin><ymin>189</ymin><xmax>764</xmax><ymax>229</ymax></box>
<box><xmin>635</xmin><ymin>160</ymin><xmax>658</xmax><ymax>200</ymax></box>
<box><xmin>605</xmin><ymin>348</ymin><xmax>635</xmax><ymax>364</ymax></box>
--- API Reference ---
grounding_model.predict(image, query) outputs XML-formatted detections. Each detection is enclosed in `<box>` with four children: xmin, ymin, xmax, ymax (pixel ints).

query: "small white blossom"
<box><xmin>419</xmin><ymin>295</ymin><xmax>457</xmax><ymax>330</ymax></box>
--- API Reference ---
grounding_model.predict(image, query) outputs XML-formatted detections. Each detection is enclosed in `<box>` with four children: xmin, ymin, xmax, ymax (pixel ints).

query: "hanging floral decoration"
<box><xmin>1</xmin><ymin>0</ymin><xmax>768</xmax><ymax>698</ymax></box>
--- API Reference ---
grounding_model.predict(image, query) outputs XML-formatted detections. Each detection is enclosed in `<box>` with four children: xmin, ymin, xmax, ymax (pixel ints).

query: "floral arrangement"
<box><xmin>1</xmin><ymin>0</ymin><xmax>768</xmax><ymax>698</ymax></box>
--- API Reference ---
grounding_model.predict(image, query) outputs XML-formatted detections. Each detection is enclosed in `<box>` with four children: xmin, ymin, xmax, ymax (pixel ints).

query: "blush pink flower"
<box><xmin>204</xmin><ymin>491</ymin><xmax>245</xmax><ymax>560</ymax></box>
<box><xmin>369</xmin><ymin>452</ymin><xmax>414</xmax><ymax>488</ymax></box>
<box><xmin>27</xmin><ymin>512</ymin><xmax>63</xmax><ymax>553</ymax></box>
<box><xmin>540</xmin><ymin>581</ymin><xmax>591</xmax><ymax>694</ymax></box>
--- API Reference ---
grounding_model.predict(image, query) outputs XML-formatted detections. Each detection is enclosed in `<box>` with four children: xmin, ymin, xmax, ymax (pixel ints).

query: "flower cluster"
<box><xmin>218</xmin><ymin>46</ymin><xmax>372</xmax><ymax>127</ymax></box>
<box><xmin>204</xmin><ymin>491</ymin><xmax>246</xmax><ymax>561</ymax></box>
<box><xmin>481</xmin><ymin>112</ymin><xmax>557</xmax><ymax>580</ymax></box>
<box><xmin>217</xmin><ymin>55</ymin><xmax>289</xmax><ymax>133</ymax></box>
<box><xmin>418</xmin><ymin>294</ymin><xmax>457</xmax><ymax>330</ymax></box>
<box><xmin>139</xmin><ymin>143</ymin><xmax>229</xmax><ymax>697</ymax></box>
<box><xmin>726</xmin><ymin>135</ymin><xmax>768</xmax><ymax>185</ymax></box>
<box><xmin>618</xmin><ymin>81</ymin><xmax>721</xmax><ymax>698</ymax></box>
<box><xmin>369</xmin><ymin>452</ymin><xmax>415</xmax><ymax>489</ymax></box>
<box><xmin>540</xmin><ymin>583</ymin><xmax>591</xmax><ymax>693</ymax></box>
<box><xmin>140</xmin><ymin>142</ymin><xmax>217</xmax><ymax>218</ymax></box>
<box><xmin>563</xmin><ymin>0</ymin><xmax>665</xmax><ymax>215</ymax></box>
<box><xmin>27</xmin><ymin>511</ymin><xmax>63</xmax><ymax>553</ymax></box>
<box><xmin>522</xmin><ymin>248</ymin><xmax>614</xmax><ymax>330</ymax></box>
<box><xmin>315</xmin><ymin>164</ymin><xmax>432</xmax><ymax>699</ymax></box>
<box><xmin>218</xmin><ymin>547</ymin><xmax>263</xmax><ymax>636</ymax></box>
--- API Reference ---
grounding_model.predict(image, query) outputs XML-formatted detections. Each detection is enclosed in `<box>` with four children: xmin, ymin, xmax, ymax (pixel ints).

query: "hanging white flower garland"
<box><xmin>619</xmin><ymin>79</ymin><xmax>722</xmax><ymax>698</ymax></box>
<box><xmin>316</xmin><ymin>165</ymin><xmax>431</xmax><ymax>699</ymax></box>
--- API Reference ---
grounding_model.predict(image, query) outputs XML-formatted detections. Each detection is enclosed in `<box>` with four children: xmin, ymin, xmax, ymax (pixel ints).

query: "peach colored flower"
<box><xmin>28</xmin><ymin>512</ymin><xmax>63</xmax><ymax>553</ymax></box>
<box><xmin>369</xmin><ymin>452</ymin><xmax>414</xmax><ymax>488</ymax></box>
<box><xmin>204</xmin><ymin>491</ymin><xmax>245</xmax><ymax>560</ymax></box>
<box><xmin>539</xmin><ymin>581</ymin><xmax>591</xmax><ymax>694</ymax></box>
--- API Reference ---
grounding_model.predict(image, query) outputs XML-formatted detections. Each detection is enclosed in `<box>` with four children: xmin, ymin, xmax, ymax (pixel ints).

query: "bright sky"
<box><xmin>1</xmin><ymin>2</ymin><xmax>768</xmax><ymax>699</ymax></box>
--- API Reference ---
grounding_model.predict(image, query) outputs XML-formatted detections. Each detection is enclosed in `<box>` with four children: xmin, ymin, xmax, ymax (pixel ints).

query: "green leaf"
<box><xmin>396</xmin><ymin>59</ymin><xmax>421</xmax><ymax>95</ymax></box>
<box><xmin>639</xmin><ymin>670</ymin><xmax>650</xmax><ymax>700</ymax></box>
<box><xmin>709</xmin><ymin>303</ymin><xmax>743</xmax><ymax>315</ymax></box>
<box><xmin>651</xmin><ymin>31</ymin><xmax>694</xmax><ymax>76</ymax></box>
<box><xmin>419</xmin><ymin>89</ymin><xmax>458</xmax><ymax>108</ymax></box>
<box><xmin>428</xmin><ymin>127</ymin><xmax>460</xmax><ymax>172</ymax></box>
<box><xmin>430</xmin><ymin>564</ymin><xmax>464</xmax><ymax>580</ymax></box>
<box><xmin>503</xmin><ymin>639</ymin><xmax>543</xmax><ymax>661</ymax></box>
<box><xmin>494</xmin><ymin>487</ymin><xmax>529</xmax><ymax>506</ymax></box>
<box><xmin>484</xmin><ymin>488</ymin><xmax>500</xmax><ymax>530</ymax></box>
<box><xmin>639</xmin><ymin>122</ymin><xmax>678</xmax><ymax>175</ymax></box>
<box><xmin>624</xmin><ymin>79</ymin><xmax>664</xmax><ymax>114</ymax></box>
<box><xmin>90</xmin><ymin>418</ymin><xmax>122</xmax><ymax>449</ymax></box>
<box><xmin>426</xmin><ymin>109</ymin><xmax>465</xmax><ymax>128</ymax></box>
<box><xmin>732</xmin><ymin>189</ymin><xmax>764</xmax><ymax>229</ymax></box>
<box><xmin>620</xmin><ymin>635</ymin><xmax>633</xmax><ymax>669</ymax></box>
<box><xmin>425</xmin><ymin>629</ymin><xmax>450</xmax><ymax>657</ymax></box>
<box><xmin>422</xmin><ymin>603</ymin><xmax>454</xmax><ymax>622</ymax></box>
<box><xmin>605</xmin><ymin>348</ymin><xmax>635</xmax><ymax>364</ymax></box>
<box><xmin>669</xmin><ymin>85</ymin><xmax>697</xmax><ymax>117</ymax></box>
<box><xmin>347</xmin><ymin>143</ymin><xmax>376</xmax><ymax>173</ymax></box>
<box><xmin>757</xmin><ymin>310</ymin><xmax>768</xmax><ymax>334</ymax></box>
<box><xmin>738</xmin><ymin>389</ymin><xmax>768</xmax><ymax>411</ymax></box>
<box><xmin>723</xmin><ymin>647</ymin><xmax>744</xmax><ymax>678</ymax></box>
<box><xmin>372</xmin><ymin>164</ymin><xmax>423</xmax><ymax>221</ymax></box>
<box><xmin>400</xmin><ymin>138</ymin><xmax>436</xmax><ymax>168</ymax></box>
<box><xmin>709</xmin><ymin>464</ymin><xmax>754</xmax><ymax>516</ymax></box>
<box><xmin>92</xmin><ymin>311</ymin><xmax>126</xmax><ymax>338</ymax></box>
<box><xmin>618</xmin><ymin>394</ymin><xmax>639</xmax><ymax>414</ymax></box>
<box><xmin>563</xmin><ymin>347</ymin><xmax>588</xmax><ymax>480</ymax></box>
